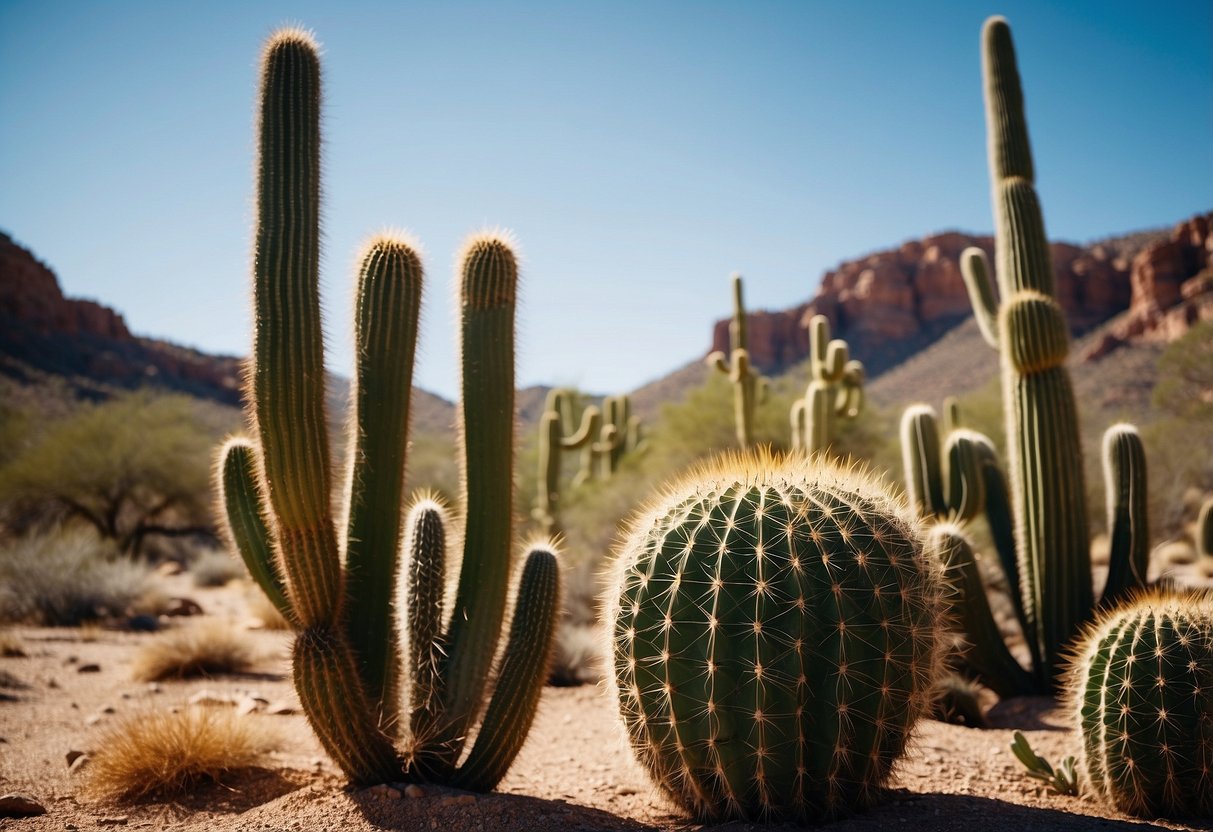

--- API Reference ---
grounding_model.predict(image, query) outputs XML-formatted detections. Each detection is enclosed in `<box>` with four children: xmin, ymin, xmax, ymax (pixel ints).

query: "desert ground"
<box><xmin>2</xmin><ymin>569</ymin><xmax>1212</xmax><ymax>832</ymax></box>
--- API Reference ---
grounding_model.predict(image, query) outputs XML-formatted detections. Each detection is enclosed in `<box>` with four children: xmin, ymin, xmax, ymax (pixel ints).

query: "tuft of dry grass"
<box><xmin>244</xmin><ymin>589</ymin><xmax>291</xmax><ymax>631</ymax></box>
<box><xmin>0</xmin><ymin>628</ymin><xmax>24</xmax><ymax>657</ymax></box>
<box><xmin>132</xmin><ymin>621</ymin><xmax>257</xmax><ymax>682</ymax></box>
<box><xmin>86</xmin><ymin>707</ymin><xmax>278</xmax><ymax>801</ymax></box>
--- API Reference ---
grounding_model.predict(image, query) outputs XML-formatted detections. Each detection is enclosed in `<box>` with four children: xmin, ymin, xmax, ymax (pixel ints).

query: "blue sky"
<box><xmin>2</xmin><ymin>1</ymin><xmax>1209</xmax><ymax>400</ymax></box>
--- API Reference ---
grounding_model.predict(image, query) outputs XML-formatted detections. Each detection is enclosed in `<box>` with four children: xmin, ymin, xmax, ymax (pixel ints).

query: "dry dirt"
<box><xmin>2</xmin><ymin>574</ymin><xmax>1212</xmax><ymax>832</ymax></box>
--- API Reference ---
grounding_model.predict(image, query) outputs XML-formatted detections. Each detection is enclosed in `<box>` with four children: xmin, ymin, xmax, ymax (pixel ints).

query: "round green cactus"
<box><xmin>608</xmin><ymin>453</ymin><xmax>945</xmax><ymax>823</ymax></box>
<box><xmin>1067</xmin><ymin>593</ymin><xmax>1213</xmax><ymax>817</ymax></box>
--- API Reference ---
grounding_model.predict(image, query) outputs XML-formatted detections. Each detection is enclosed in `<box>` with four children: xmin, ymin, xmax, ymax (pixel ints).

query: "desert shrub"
<box><xmin>245</xmin><ymin>588</ymin><xmax>291</xmax><ymax>631</ymax></box>
<box><xmin>131</xmin><ymin>620</ymin><xmax>257</xmax><ymax>681</ymax></box>
<box><xmin>189</xmin><ymin>548</ymin><xmax>244</xmax><ymax>588</ymax></box>
<box><xmin>547</xmin><ymin>622</ymin><xmax>602</xmax><ymax>687</ymax></box>
<box><xmin>0</xmin><ymin>527</ymin><xmax>150</xmax><ymax>626</ymax></box>
<box><xmin>85</xmin><ymin>707</ymin><xmax>278</xmax><ymax>801</ymax></box>
<box><xmin>0</xmin><ymin>391</ymin><xmax>219</xmax><ymax>557</ymax></box>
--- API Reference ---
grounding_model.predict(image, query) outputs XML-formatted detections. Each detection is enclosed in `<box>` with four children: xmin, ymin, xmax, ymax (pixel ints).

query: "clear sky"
<box><xmin>2</xmin><ymin>1</ymin><xmax>1210</xmax><ymax>401</ymax></box>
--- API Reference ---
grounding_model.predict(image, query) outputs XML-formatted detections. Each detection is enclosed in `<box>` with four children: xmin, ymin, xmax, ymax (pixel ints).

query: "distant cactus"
<box><xmin>707</xmin><ymin>274</ymin><xmax>768</xmax><ymax>448</ymax></box>
<box><xmin>532</xmin><ymin>388</ymin><xmax>599</xmax><ymax>537</ymax></box>
<box><xmin>215</xmin><ymin>29</ymin><xmax>559</xmax><ymax>790</ymax></box>
<box><xmin>1067</xmin><ymin>593</ymin><xmax>1213</xmax><ymax>817</ymax></box>
<box><xmin>790</xmin><ymin>315</ymin><xmax>864</xmax><ymax>453</ymax></box>
<box><xmin>608</xmin><ymin>453</ymin><xmax>945</xmax><ymax>822</ymax></box>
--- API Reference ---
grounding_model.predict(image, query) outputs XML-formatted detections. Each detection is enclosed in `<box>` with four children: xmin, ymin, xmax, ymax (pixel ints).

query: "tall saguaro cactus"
<box><xmin>707</xmin><ymin>273</ymin><xmax>768</xmax><ymax>448</ymax></box>
<box><xmin>946</xmin><ymin>17</ymin><xmax>1148</xmax><ymax>692</ymax></box>
<box><xmin>790</xmin><ymin>314</ymin><xmax>864</xmax><ymax>453</ymax></box>
<box><xmin>217</xmin><ymin>29</ymin><xmax>559</xmax><ymax>791</ymax></box>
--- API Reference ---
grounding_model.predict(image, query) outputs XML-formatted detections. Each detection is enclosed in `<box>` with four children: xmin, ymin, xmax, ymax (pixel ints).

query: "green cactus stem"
<box><xmin>1100</xmin><ymin>425</ymin><xmax>1149</xmax><ymax>607</ymax></box>
<box><xmin>1068</xmin><ymin>593</ymin><xmax>1213</xmax><ymax>817</ymax></box>
<box><xmin>1195</xmin><ymin>497</ymin><xmax>1213</xmax><ymax>568</ymax></box>
<box><xmin>609</xmin><ymin>452</ymin><xmax>945</xmax><ymax>822</ymax></box>
<box><xmin>707</xmin><ymin>273</ymin><xmax>767</xmax><ymax>449</ymax></box>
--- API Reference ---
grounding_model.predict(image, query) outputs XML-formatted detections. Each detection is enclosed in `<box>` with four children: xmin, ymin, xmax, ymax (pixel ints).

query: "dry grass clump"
<box><xmin>245</xmin><ymin>589</ymin><xmax>291</xmax><ymax>631</ymax></box>
<box><xmin>190</xmin><ymin>547</ymin><xmax>245</xmax><ymax>588</ymax></box>
<box><xmin>132</xmin><ymin>621</ymin><xmax>257</xmax><ymax>682</ymax></box>
<box><xmin>86</xmin><ymin>706</ymin><xmax>278</xmax><ymax>801</ymax></box>
<box><xmin>548</xmin><ymin>623</ymin><xmax>603</xmax><ymax>687</ymax></box>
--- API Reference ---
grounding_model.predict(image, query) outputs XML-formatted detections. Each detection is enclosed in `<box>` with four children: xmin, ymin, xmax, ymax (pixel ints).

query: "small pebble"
<box><xmin>0</xmin><ymin>793</ymin><xmax>46</xmax><ymax>817</ymax></box>
<box><xmin>97</xmin><ymin>816</ymin><xmax>129</xmax><ymax>826</ymax></box>
<box><xmin>77</xmin><ymin>664</ymin><xmax>101</xmax><ymax>674</ymax></box>
<box><xmin>66</xmin><ymin>749</ymin><xmax>87</xmax><ymax>766</ymax></box>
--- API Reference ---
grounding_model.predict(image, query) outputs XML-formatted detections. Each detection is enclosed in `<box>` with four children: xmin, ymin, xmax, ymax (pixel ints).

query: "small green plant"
<box><xmin>1009</xmin><ymin>731</ymin><xmax>1078</xmax><ymax>796</ymax></box>
<box><xmin>608</xmin><ymin>452</ymin><xmax>945</xmax><ymax>822</ymax></box>
<box><xmin>1066</xmin><ymin>593</ymin><xmax>1213</xmax><ymax>817</ymax></box>
<box><xmin>215</xmin><ymin>29</ymin><xmax>559</xmax><ymax>790</ymax></box>
<box><xmin>790</xmin><ymin>314</ymin><xmax>864</xmax><ymax>453</ymax></box>
<box><xmin>707</xmin><ymin>273</ymin><xmax>768</xmax><ymax>448</ymax></box>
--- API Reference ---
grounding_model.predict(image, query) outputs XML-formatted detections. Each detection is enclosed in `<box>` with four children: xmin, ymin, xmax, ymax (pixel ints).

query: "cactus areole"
<box><xmin>608</xmin><ymin>453</ymin><xmax>944</xmax><ymax>822</ymax></box>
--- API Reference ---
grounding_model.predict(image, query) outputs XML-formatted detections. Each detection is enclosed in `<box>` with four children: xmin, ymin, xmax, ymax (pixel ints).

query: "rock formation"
<box><xmin>711</xmin><ymin>214</ymin><xmax>1210</xmax><ymax>376</ymax></box>
<box><xmin>0</xmin><ymin>231</ymin><xmax>242</xmax><ymax>404</ymax></box>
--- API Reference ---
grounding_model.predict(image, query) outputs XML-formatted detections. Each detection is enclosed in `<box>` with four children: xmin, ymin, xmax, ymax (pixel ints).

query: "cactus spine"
<box><xmin>609</xmin><ymin>453</ymin><xmax>945</xmax><ymax>822</ymax></box>
<box><xmin>215</xmin><ymin>30</ymin><xmax>559</xmax><ymax>790</ymax></box>
<box><xmin>790</xmin><ymin>315</ymin><xmax>864</xmax><ymax>453</ymax></box>
<box><xmin>1067</xmin><ymin>593</ymin><xmax>1213</xmax><ymax>817</ymax></box>
<box><xmin>707</xmin><ymin>274</ymin><xmax>768</xmax><ymax>448</ymax></box>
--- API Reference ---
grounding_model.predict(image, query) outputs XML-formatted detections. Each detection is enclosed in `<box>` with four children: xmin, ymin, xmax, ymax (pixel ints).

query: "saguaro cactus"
<box><xmin>790</xmin><ymin>315</ymin><xmax>864</xmax><ymax>453</ymax></box>
<box><xmin>216</xmin><ymin>29</ymin><xmax>559</xmax><ymax>791</ymax></box>
<box><xmin>707</xmin><ymin>273</ymin><xmax>768</xmax><ymax>448</ymax></box>
<box><xmin>954</xmin><ymin>17</ymin><xmax>1148</xmax><ymax>690</ymax></box>
<box><xmin>608</xmin><ymin>453</ymin><xmax>945</xmax><ymax>822</ymax></box>
<box><xmin>1067</xmin><ymin>593</ymin><xmax>1213</xmax><ymax>817</ymax></box>
<box><xmin>532</xmin><ymin>389</ymin><xmax>599</xmax><ymax>536</ymax></box>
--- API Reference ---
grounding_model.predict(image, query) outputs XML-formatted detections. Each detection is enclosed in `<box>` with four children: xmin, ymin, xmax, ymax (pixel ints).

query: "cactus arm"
<box><xmin>1099</xmin><ymin>424</ymin><xmax>1149</xmax><ymax>606</ymax></box>
<box><xmin>706</xmin><ymin>350</ymin><xmax>729</xmax><ymax>374</ymax></box>
<box><xmin>532</xmin><ymin>411</ymin><xmax>561</xmax><ymax>537</ymax></box>
<box><xmin>961</xmin><ymin>247</ymin><xmax>1000</xmax><ymax>349</ymax></box>
<box><xmin>404</xmin><ymin>499</ymin><xmax>448</xmax><ymax>765</ymax></box>
<box><xmin>837</xmin><ymin>360</ymin><xmax>865</xmax><ymax>419</ymax></box>
<box><xmin>789</xmin><ymin>398</ymin><xmax>806</xmax><ymax>451</ymax></box>
<box><xmin>596</xmin><ymin>423</ymin><xmax>621</xmax><ymax>479</ymax></box>
<box><xmin>453</xmin><ymin>546</ymin><xmax>560</xmax><ymax>791</ymax></box>
<box><xmin>626</xmin><ymin>415</ymin><xmax>645</xmax><ymax>453</ymax></box>
<box><xmin>250</xmin><ymin>29</ymin><xmax>343</xmax><ymax>630</ymax></box>
<box><xmin>755</xmin><ymin>375</ymin><xmax>769</xmax><ymax>405</ymax></box>
<box><xmin>943</xmin><ymin>396</ymin><xmax>962</xmax><ymax>434</ymax></box>
<box><xmin>804</xmin><ymin>382</ymin><xmax>831</xmax><ymax>454</ymax></box>
<box><xmin>559</xmin><ymin>404</ymin><xmax>598</xmax><ymax>449</ymax></box>
<box><xmin>342</xmin><ymin>237</ymin><xmax>423</xmax><ymax>723</ymax></box>
<box><xmin>943</xmin><ymin>431</ymin><xmax>987</xmax><ymax>522</ymax></box>
<box><xmin>823</xmin><ymin>340</ymin><xmax>848</xmax><ymax>383</ymax></box>
<box><xmin>436</xmin><ymin>234</ymin><xmax>519</xmax><ymax>766</ymax></box>
<box><xmin>928</xmin><ymin>526</ymin><xmax>1038</xmax><ymax>697</ymax></box>
<box><xmin>900</xmin><ymin>405</ymin><xmax>947</xmax><ymax>518</ymax></box>
<box><xmin>970</xmin><ymin>434</ymin><xmax>1031</xmax><ymax>654</ymax></box>
<box><xmin>217</xmin><ymin>438</ymin><xmax>294</xmax><ymax>624</ymax></box>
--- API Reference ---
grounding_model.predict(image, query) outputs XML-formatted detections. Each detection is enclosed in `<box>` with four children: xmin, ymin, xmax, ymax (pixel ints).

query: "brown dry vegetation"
<box><xmin>131</xmin><ymin>620</ymin><xmax>258</xmax><ymax>682</ymax></box>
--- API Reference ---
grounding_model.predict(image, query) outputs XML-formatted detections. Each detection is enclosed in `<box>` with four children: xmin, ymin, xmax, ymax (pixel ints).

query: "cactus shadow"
<box><xmin>985</xmin><ymin>694</ymin><xmax>1067</xmax><ymax>732</ymax></box>
<box><xmin>350</xmin><ymin>787</ymin><xmax>657</xmax><ymax>831</ymax></box>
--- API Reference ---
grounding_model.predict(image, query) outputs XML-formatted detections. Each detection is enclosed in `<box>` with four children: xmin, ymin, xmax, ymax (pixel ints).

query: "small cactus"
<box><xmin>608</xmin><ymin>453</ymin><xmax>945</xmax><ymax>822</ymax></box>
<box><xmin>707</xmin><ymin>274</ymin><xmax>768</xmax><ymax>449</ymax></box>
<box><xmin>532</xmin><ymin>389</ymin><xmax>599</xmax><ymax>536</ymax></box>
<box><xmin>790</xmin><ymin>315</ymin><xmax>864</xmax><ymax>454</ymax></box>
<box><xmin>1066</xmin><ymin>593</ymin><xmax>1213</xmax><ymax>817</ymax></box>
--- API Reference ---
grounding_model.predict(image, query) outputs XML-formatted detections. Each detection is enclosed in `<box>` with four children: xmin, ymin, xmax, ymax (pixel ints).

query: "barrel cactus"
<box><xmin>608</xmin><ymin>453</ymin><xmax>945</xmax><ymax>822</ymax></box>
<box><xmin>216</xmin><ymin>29</ymin><xmax>559</xmax><ymax>790</ymax></box>
<box><xmin>1067</xmin><ymin>593</ymin><xmax>1213</xmax><ymax>817</ymax></box>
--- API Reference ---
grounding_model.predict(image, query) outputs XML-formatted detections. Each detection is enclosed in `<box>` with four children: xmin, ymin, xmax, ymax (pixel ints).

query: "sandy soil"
<box><xmin>2</xmin><ymin>575</ymin><xmax>1212</xmax><ymax>832</ymax></box>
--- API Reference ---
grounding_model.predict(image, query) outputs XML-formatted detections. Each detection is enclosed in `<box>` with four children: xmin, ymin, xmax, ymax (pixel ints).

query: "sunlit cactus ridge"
<box><xmin>215</xmin><ymin>29</ymin><xmax>559</xmax><ymax>790</ymax></box>
<box><xmin>609</xmin><ymin>453</ymin><xmax>946</xmax><ymax>822</ymax></box>
<box><xmin>1067</xmin><ymin>593</ymin><xmax>1213</xmax><ymax>817</ymax></box>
